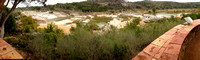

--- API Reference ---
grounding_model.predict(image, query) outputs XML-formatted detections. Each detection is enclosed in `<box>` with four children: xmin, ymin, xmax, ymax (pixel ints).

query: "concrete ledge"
<box><xmin>132</xmin><ymin>20</ymin><xmax>200</xmax><ymax>60</ymax></box>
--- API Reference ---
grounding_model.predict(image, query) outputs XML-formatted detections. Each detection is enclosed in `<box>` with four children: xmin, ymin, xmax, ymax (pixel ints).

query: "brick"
<box><xmin>159</xmin><ymin>35</ymin><xmax>173</xmax><ymax>40</ymax></box>
<box><xmin>0</xmin><ymin>56</ymin><xmax>2</xmax><ymax>59</ymax></box>
<box><xmin>182</xmin><ymin>28</ymin><xmax>192</xmax><ymax>33</ymax></box>
<box><xmin>164</xmin><ymin>44</ymin><xmax>181</xmax><ymax>55</ymax></box>
<box><xmin>162</xmin><ymin>39</ymin><xmax>172</xmax><ymax>48</ymax></box>
<box><xmin>152</xmin><ymin>58</ymin><xmax>157</xmax><ymax>60</ymax></box>
<box><xmin>192</xmin><ymin>21</ymin><xmax>200</xmax><ymax>25</ymax></box>
<box><xmin>170</xmin><ymin>35</ymin><xmax>185</xmax><ymax>45</ymax></box>
<box><xmin>0</xmin><ymin>40</ymin><xmax>8</xmax><ymax>47</ymax></box>
<box><xmin>178</xmin><ymin>29</ymin><xmax>190</xmax><ymax>35</ymax></box>
<box><xmin>143</xmin><ymin>44</ymin><xmax>161</xmax><ymax>57</ymax></box>
<box><xmin>176</xmin><ymin>33</ymin><xmax>188</xmax><ymax>39</ymax></box>
<box><xmin>154</xmin><ymin>48</ymin><xmax>166</xmax><ymax>59</ymax></box>
<box><xmin>132</xmin><ymin>52</ymin><xmax>152</xmax><ymax>60</ymax></box>
<box><xmin>151</xmin><ymin>38</ymin><xmax>168</xmax><ymax>47</ymax></box>
<box><xmin>0</xmin><ymin>45</ymin><xmax>14</xmax><ymax>55</ymax></box>
<box><xmin>173</xmin><ymin>25</ymin><xmax>184</xmax><ymax>29</ymax></box>
<box><xmin>160</xmin><ymin>53</ymin><xmax>178</xmax><ymax>60</ymax></box>
<box><xmin>165</xmin><ymin>29</ymin><xmax>177</xmax><ymax>35</ymax></box>
<box><xmin>2</xmin><ymin>50</ymin><xmax>23</xmax><ymax>59</ymax></box>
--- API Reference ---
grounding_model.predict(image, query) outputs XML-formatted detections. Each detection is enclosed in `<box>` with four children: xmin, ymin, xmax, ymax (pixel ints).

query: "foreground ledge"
<box><xmin>132</xmin><ymin>20</ymin><xmax>200</xmax><ymax>60</ymax></box>
<box><xmin>0</xmin><ymin>39</ymin><xmax>23</xmax><ymax>59</ymax></box>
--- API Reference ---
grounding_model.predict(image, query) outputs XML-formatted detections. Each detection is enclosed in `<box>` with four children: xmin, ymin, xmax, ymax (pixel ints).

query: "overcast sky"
<box><xmin>6</xmin><ymin>0</ymin><xmax>200</xmax><ymax>8</ymax></box>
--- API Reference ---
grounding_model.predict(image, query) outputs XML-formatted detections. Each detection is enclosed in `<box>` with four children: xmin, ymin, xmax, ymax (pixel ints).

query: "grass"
<box><xmin>5</xmin><ymin>16</ymin><xmax>184</xmax><ymax>60</ymax></box>
<box><xmin>92</xmin><ymin>16</ymin><xmax>113</xmax><ymax>23</ymax></box>
<box><xmin>48</xmin><ymin>17</ymin><xmax>71</xmax><ymax>22</ymax></box>
<box><xmin>118</xmin><ymin>14</ymin><xmax>133</xmax><ymax>21</ymax></box>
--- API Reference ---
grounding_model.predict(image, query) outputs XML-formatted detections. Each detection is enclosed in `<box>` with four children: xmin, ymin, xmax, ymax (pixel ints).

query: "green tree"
<box><xmin>0</xmin><ymin>0</ymin><xmax>47</xmax><ymax>38</ymax></box>
<box><xmin>3</xmin><ymin>7</ymin><xmax>17</xmax><ymax>36</ymax></box>
<box><xmin>152</xmin><ymin>8</ymin><xmax>156</xmax><ymax>15</ymax></box>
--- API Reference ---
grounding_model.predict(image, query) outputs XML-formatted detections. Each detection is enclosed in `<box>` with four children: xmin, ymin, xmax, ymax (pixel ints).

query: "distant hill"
<box><xmin>20</xmin><ymin>1</ymin><xmax>200</xmax><ymax>12</ymax></box>
<box><xmin>87</xmin><ymin>0</ymin><xmax>125</xmax><ymax>3</ymax></box>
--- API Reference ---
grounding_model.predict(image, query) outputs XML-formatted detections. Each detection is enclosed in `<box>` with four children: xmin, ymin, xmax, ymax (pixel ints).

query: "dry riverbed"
<box><xmin>22</xmin><ymin>11</ymin><xmax>184</xmax><ymax>34</ymax></box>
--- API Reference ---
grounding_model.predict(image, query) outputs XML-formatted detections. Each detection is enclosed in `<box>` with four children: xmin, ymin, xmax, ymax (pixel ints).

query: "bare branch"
<box><xmin>5</xmin><ymin>0</ymin><xmax>10</xmax><ymax>7</ymax></box>
<box><xmin>0</xmin><ymin>0</ymin><xmax>6</xmax><ymax>12</ymax></box>
<box><xmin>0</xmin><ymin>0</ymin><xmax>21</xmax><ymax>26</ymax></box>
<box><xmin>0</xmin><ymin>0</ymin><xmax>6</xmax><ymax>23</ymax></box>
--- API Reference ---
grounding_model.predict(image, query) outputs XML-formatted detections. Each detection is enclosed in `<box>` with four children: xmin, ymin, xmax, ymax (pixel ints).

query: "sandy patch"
<box><xmin>38</xmin><ymin>24</ymin><xmax>77</xmax><ymax>34</ymax></box>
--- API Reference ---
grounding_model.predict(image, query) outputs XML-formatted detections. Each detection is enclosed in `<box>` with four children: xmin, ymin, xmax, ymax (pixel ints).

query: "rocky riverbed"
<box><xmin>22</xmin><ymin>11</ymin><xmax>185</xmax><ymax>34</ymax></box>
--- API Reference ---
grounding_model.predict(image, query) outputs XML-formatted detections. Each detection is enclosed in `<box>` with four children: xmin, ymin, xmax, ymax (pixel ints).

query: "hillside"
<box><xmin>20</xmin><ymin>1</ymin><xmax>200</xmax><ymax>12</ymax></box>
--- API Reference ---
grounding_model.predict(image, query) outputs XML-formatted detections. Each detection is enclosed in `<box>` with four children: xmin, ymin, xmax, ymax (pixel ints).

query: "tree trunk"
<box><xmin>0</xmin><ymin>0</ymin><xmax>20</xmax><ymax>38</ymax></box>
<box><xmin>0</xmin><ymin>25</ymin><xmax>4</xmax><ymax>38</ymax></box>
<box><xmin>0</xmin><ymin>0</ymin><xmax>5</xmax><ymax>38</ymax></box>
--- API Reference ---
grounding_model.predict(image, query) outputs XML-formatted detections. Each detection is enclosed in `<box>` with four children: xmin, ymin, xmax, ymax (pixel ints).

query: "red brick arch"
<box><xmin>133</xmin><ymin>20</ymin><xmax>200</xmax><ymax>60</ymax></box>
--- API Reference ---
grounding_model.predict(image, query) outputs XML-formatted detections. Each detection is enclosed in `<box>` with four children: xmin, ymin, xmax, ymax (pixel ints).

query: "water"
<box><xmin>156</xmin><ymin>13</ymin><xmax>182</xmax><ymax>18</ymax></box>
<box><xmin>97</xmin><ymin>22</ymin><xmax>107</xmax><ymax>28</ymax></box>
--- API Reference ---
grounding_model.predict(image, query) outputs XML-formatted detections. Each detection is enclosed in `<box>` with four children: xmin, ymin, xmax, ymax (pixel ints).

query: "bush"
<box><xmin>182</xmin><ymin>13</ymin><xmax>200</xmax><ymax>20</ymax></box>
<box><xmin>125</xmin><ymin>17</ymin><xmax>141</xmax><ymax>30</ymax></box>
<box><xmin>92</xmin><ymin>16</ymin><xmax>113</xmax><ymax>23</ymax></box>
<box><xmin>7</xmin><ymin>17</ymin><xmax>184</xmax><ymax>60</ymax></box>
<box><xmin>119</xmin><ymin>14</ymin><xmax>133</xmax><ymax>20</ymax></box>
<box><xmin>84</xmin><ymin>22</ymin><xmax>100</xmax><ymax>31</ymax></box>
<box><xmin>152</xmin><ymin>8</ymin><xmax>156</xmax><ymax>15</ymax></box>
<box><xmin>20</xmin><ymin>16</ymin><xmax>38</xmax><ymax>33</ymax></box>
<box><xmin>27</xmin><ymin>23</ymin><xmax>64</xmax><ymax>59</ymax></box>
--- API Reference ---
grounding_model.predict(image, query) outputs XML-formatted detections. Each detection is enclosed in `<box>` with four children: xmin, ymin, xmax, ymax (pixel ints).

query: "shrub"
<box><xmin>20</xmin><ymin>16</ymin><xmax>38</xmax><ymax>33</ymax></box>
<box><xmin>119</xmin><ymin>14</ymin><xmax>133</xmax><ymax>20</ymax></box>
<box><xmin>182</xmin><ymin>13</ymin><xmax>200</xmax><ymax>20</ymax></box>
<box><xmin>84</xmin><ymin>22</ymin><xmax>100</xmax><ymax>31</ymax></box>
<box><xmin>78</xmin><ymin>11</ymin><xmax>84</xmax><ymax>15</ymax></box>
<box><xmin>7</xmin><ymin>17</ymin><xmax>184</xmax><ymax>60</ymax></box>
<box><xmin>152</xmin><ymin>8</ymin><xmax>156</xmax><ymax>15</ymax></box>
<box><xmin>27</xmin><ymin>23</ymin><xmax>64</xmax><ymax>59</ymax></box>
<box><xmin>92</xmin><ymin>16</ymin><xmax>113</xmax><ymax>23</ymax></box>
<box><xmin>126</xmin><ymin>17</ymin><xmax>141</xmax><ymax>30</ymax></box>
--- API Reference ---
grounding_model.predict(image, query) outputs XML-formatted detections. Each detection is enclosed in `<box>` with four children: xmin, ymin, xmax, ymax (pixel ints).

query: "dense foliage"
<box><xmin>20</xmin><ymin>16</ymin><xmax>38</xmax><ymax>33</ymax></box>
<box><xmin>4</xmin><ymin>16</ymin><xmax>184</xmax><ymax>59</ymax></box>
<box><xmin>2</xmin><ymin>7</ymin><xmax>18</xmax><ymax>36</ymax></box>
<box><xmin>182</xmin><ymin>13</ymin><xmax>200</xmax><ymax>20</ymax></box>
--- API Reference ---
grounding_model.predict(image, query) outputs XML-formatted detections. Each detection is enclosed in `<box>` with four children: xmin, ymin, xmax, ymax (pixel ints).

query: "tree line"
<box><xmin>22</xmin><ymin>1</ymin><xmax>200</xmax><ymax>12</ymax></box>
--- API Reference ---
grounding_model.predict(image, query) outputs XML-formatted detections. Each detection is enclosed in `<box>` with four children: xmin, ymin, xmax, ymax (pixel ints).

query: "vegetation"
<box><xmin>20</xmin><ymin>16</ymin><xmax>38</xmax><ymax>33</ymax></box>
<box><xmin>2</xmin><ymin>7</ymin><xmax>18</xmax><ymax>36</ymax></box>
<box><xmin>21</xmin><ymin>1</ymin><xmax>200</xmax><ymax>13</ymax></box>
<box><xmin>4</xmin><ymin>16</ymin><xmax>184</xmax><ymax>59</ymax></box>
<box><xmin>0</xmin><ymin>0</ymin><xmax>47</xmax><ymax>38</ymax></box>
<box><xmin>118</xmin><ymin>14</ymin><xmax>133</xmax><ymax>20</ymax></box>
<box><xmin>152</xmin><ymin>8</ymin><xmax>156</xmax><ymax>15</ymax></box>
<box><xmin>2</xmin><ymin>0</ymin><xmax>195</xmax><ymax>60</ymax></box>
<box><xmin>92</xmin><ymin>16</ymin><xmax>113</xmax><ymax>23</ymax></box>
<box><xmin>87</xmin><ymin>0</ymin><xmax>125</xmax><ymax>3</ymax></box>
<box><xmin>182</xmin><ymin>13</ymin><xmax>200</xmax><ymax>20</ymax></box>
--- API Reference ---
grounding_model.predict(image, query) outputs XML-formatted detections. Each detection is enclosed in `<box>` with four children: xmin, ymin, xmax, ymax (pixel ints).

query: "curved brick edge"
<box><xmin>0</xmin><ymin>39</ymin><xmax>23</xmax><ymax>59</ymax></box>
<box><xmin>132</xmin><ymin>20</ymin><xmax>200</xmax><ymax>60</ymax></box>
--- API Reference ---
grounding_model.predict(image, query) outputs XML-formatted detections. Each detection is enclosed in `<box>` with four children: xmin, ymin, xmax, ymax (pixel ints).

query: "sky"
<box><xmin>6</xmin><ymin>0</ymin><xmax>200</xmax><ymax>8</ymax></box>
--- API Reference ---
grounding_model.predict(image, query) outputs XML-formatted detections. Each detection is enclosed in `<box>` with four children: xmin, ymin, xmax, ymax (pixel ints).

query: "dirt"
<box><xmin>179</xmin><ymin>25</ymin><xmax>200</xmax><ymax>60</ymax></box>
